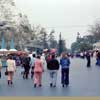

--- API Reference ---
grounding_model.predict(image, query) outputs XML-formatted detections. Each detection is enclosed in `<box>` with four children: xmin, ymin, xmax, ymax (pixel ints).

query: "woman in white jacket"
<box><xmin>7</xmin><ymin>55</ymin><xmax>16</xmax><ymax>85</ymax></box>
<box><xmin>41</xmin><ymin>53</ymin><xmax>47</xmax><ymax>71</ymax></box>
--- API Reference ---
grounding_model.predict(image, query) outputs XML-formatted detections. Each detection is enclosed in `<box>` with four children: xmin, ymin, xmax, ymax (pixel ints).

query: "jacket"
<box><xmin>60</xmin><ymin>58</ymin><xmax>70</xmax><ymax>69</ymax></box>
<box><xmin>7</xmin><ymin>59</ymin><xmax>16</xmax><ymax>72</ymax></box>
<box><xmin>34</xmin><ymin>59</ymin><xmax>43</xmax><ymax>72</ymax></box>
<box><xmin>30</xmin><ymin>57</ymin><xmax>36</xmax><ymax>67</ymax></box>
<box><xmin>41</xmin><ymin>55</ymin><xmax>47</xmax><ymax>70</ymax></box>
<box><xmin>47</xmin><ymin>58</ymin><xmax>59</xmax><ymax>70</ymax></box>
<box><xmin>23</xmin><ymin>57</ymin><xmax>30</xmax><ymax>70</ymax></box>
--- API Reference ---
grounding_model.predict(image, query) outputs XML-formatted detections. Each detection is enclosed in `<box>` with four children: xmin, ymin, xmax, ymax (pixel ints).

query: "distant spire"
<box><xmin>77</xmin><ymin>32</ymin><xmax>81</xmax><ymax>42</ymax></box>
<box><xmin>77</xmin><ymin>32</ymin><xmax>80</xmax><ymax>38</ymax></box>
<box><xmin>59</xmin><ymin>32</ymin><xmax>62</xmax><ymax>40</ymax></box>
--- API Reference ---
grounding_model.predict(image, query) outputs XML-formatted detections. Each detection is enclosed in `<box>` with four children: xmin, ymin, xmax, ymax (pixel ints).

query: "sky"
<box><xmin>14</xmin><ymin>0</ymin><xmax>100</xmax><ymax>48</ymax></box>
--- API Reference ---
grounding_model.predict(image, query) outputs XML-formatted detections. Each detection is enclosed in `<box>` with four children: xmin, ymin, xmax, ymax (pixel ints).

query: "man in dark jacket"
<box><xmin>47</xmin><ymin>54</ymin><xmax>59</xmax><ymax>87</ymax></box>
<box><xmin>22</xmin><ymin>56</ymin><xmax>30</xmax><ymax>79</ymax></box>
<box><xmin>85</xmin><ymin>52</ymin><xmax>91</xmax><ymax>67</ymax></box>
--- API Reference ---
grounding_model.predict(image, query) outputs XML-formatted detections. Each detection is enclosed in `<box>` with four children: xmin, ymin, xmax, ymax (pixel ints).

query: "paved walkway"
<box><xmin>0</xmin><ymin>57</ymin><xmax>100</xmax><ymax>96</ymax></box>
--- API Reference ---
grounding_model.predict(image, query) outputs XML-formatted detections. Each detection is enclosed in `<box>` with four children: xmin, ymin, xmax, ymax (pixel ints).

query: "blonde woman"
<box><xmin>7</xmin><ymin>56</ymin><xmax>16</xmax><ymax>85</ymax></box>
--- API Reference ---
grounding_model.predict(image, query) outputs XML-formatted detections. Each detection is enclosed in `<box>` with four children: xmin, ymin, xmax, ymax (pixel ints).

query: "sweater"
<box><xmin>60</xmin><ymin>58</ymin><xmax>70</xmax><ymax>69</ymax></box>
<box><xmin>47</xmin><ymin>58</ymin><xmax>59</xmax><ymax>70</ymax></box>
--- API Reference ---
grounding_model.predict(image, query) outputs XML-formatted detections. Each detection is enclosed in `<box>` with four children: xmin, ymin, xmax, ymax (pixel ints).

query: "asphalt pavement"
<box><xmin>0</xmin><ymin>57</ymin><xmax>100</xmax><ymax>96</ymax></box>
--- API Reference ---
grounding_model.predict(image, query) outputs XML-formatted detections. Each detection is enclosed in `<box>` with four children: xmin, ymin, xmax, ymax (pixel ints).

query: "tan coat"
<box><xmin>7</xmin><ymin>59</ymin><xmax>16</xmax><ymax>72</ymax></box>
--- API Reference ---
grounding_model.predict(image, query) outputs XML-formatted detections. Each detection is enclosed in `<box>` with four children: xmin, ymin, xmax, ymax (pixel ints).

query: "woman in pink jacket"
<box><xmin>34</xmin><ymin>55</ymin><xmax>43</xmax><ymax>87</ymax></box>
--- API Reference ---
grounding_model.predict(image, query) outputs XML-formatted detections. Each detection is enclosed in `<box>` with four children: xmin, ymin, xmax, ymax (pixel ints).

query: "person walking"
<box><xmin>60</xmin><ymin>53</ymin><xmax>70</xmax><ymax>87</ymax></box>
<box><xmin>47</xmin><ymin>54</ymin><xmax>59</xmax><ymax>87</ymax></box>
<box><xmin>41</xmin><ymin>53</ymin><xmax>47</xmax><ymax>72</ymax></box>
<box><xmin>34</xmin><ymin>55</ymin><xmax>44</xmax><ymax>87</ymax></box>
<box><xmin>30</xmin><ymin>54</ymin><xmax>36</xmax><ymax>79</ymax></box>
<box><xmin>6</xmin><ymin>55</ymin><xmax>16</xmax><ymax>85</ymax></box>
<box><xmin>96</xmin><ymin>51</ymin><xmax>100</xmax><ymax>66</ymax></box>
<box><xmin>85</xmin><ymin>52</ymin><xmax>91</xmax><ymax>67</ymax></box>
<box><xmin>23</xmin><ymin>56</ymin><xmax>30</xmax><ymax>79</ymax></box>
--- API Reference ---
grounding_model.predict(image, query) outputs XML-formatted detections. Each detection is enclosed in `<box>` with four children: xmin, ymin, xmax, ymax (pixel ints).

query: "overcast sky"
<box><xmin>14</xmin><ymin>0</ymin><xmax>100</xmax><ymax>48</ymax></box>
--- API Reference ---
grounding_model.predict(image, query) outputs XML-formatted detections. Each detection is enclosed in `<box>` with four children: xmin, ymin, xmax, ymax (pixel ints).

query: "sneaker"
<box><xmin>23</xmin><ymin>75</ymin><xmax>25</xmax><ymax>79</ymax></box>
<box><xmin>62</xmin><ymin>84</ymin><xmax>64</xmax><ymax>87</ymax></box>
<box><xmin>50</xmin><ymin>83</ymin><xmax>52</xmax><ymax>87</ymax></box>
<box><xmin>34</xmin><ymin>84</ymin><xmax>36</xmax><ymax>88</ymax></box>
<box><xmin>39</xmin><ymin>84</ymin><xmax>42</xmax><ymax>87</ymax></box>
<box><xmin>11</xmin><ymin>81</ymin><xmax>13</xmax><ymax>85</ymax></box>
<box><xmin>65</xmin><ymin>83</ymin><xmax>69</xmax><ymax>87</ymax></box>
<box><xmin>53</xmin><ymin>85</ymin><xmax>56</xmax><ymax>87</ymax></box>
<box><xmin>8</xmin><ymin>81</ymin><xmax>10</xmax><ymax>85</ymax></box>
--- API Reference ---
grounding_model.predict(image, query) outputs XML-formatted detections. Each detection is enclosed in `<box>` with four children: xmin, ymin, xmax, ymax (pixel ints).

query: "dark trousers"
<box><xmin>0</xmin><ymin>71</ymin><xmax>1</xmax><ymax>78</ymax></box>
<box><xmin>87</xmin><ymin>59</ymin><xmax>91</xmax><ymax>67</ymax></box>
<box><xmin>96</xmin><ymin>58</ymin><xmax>100</xmax><ymax>66</ymax></box>
<box><xmin>31</xmin><ymin>72</ymin><xmax>34</xmax><ymax>79</ymax></box>
<box><xmin>61</xmin><ymin>68</ymin><xmax>69</xmax><ymax>85</ymax></box>
<box><xmin>31</xmin><ymin>67</ymin><xmax>34</xmax><ymax>79</ymax></box>
<box><xmin>23</xmin><ymin>69</ymin><xmax>30</xmax><ymax>79</ymax></box>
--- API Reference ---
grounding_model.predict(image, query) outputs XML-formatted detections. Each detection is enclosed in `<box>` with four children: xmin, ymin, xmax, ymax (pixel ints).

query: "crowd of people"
<box><xmin>83</xmin><ymin>50</ymin><xmax>100</xmax><ymax>67</ymax></box>
<box><xmin>20</xmin><ymin>52</ymin><xmax>71</xmax><ymax>88</ymax></box>
<box><xmin>0</xmin><ymin>51</ymin><xmax>71</xmax><ymax>88</ymax></box>
<box><xmin>0</xmin><ymin>50</ymin><xmax>100</xmax><ymax>88</ymax></box>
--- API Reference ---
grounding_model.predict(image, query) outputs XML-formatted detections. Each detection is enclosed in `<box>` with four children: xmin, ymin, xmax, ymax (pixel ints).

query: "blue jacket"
<box><xmin>60</xmin><ymin>58</ymin><xmax>70</xmax><ymax>69</ymax></box>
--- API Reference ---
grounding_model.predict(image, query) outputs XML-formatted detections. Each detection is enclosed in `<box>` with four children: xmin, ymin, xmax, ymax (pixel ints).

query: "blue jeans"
<box><xmin>61</xmin><ymin>68</ymin><xmax>69</xmax><ymax>85</ymax></box>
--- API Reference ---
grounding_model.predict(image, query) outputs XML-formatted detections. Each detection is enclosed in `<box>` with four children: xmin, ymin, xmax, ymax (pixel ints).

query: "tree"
<box><xmin>48</xmin><ymin>29</ymin><xmax>58</xmax><ymax>49</ymax></box>
<box><xmin>83</xmin><ymin>35</ymin><xmax>98</xmax><ymax>44</ymax></box>
<box><xmin>0</xmin><ymin>0</ymin><xmax>18</xmax><ymax>49</ymax></box>
<box><xmin>0</xmin><ymin>0</ymin><xmax>34</xmax><ymax>50</ymax></box>
<box><xmin>0</xmin><ymin>0</ymin><xmax>60</xmax><ymax>51</ymax></box>
<box><xmin>35</xmin><ymin>27</ymin><xmax>48</xmax><ymax>49</ymax></box>
<box><xmin>71</xmin><ymin>42</ymin><xmax>80</xmax><ymax>53</ymax></box>
<box><xmin>71</xmin><ymin>35</ymin><xmax>94</xmax><ymax>53</ymax></box>
<box><xmin>79</xmin><ymin>42</ymin><xmax>93</xmax><ymax>52</ymax></box>
<box><xmin>89</xmin><ymin>20</ymin><xmax>100</xmax><ymax>41</ymax></box>
<box><xmin>17</xmin><ymin>14</ymin><xmax>33</xmax><ymax>50</ymax></box>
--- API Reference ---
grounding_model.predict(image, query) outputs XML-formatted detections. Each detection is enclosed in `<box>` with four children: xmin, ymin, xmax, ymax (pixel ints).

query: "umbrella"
<box><xmin>50</xmin><ymin>49</ymin><xmax>57</xmax><ymax>54</ymax></box>
<box><xmin>43</xmin><ymin>49</ymin><xmax>48</xmax><ymax>52</ymax></box>
<box><xmin>0</xmin><ymin>49</ymin><xmax>8</xmax><ymax>51</ymax></box>
<box><xmin>9</xmin><ymin>49</ymin><xmax>17</xmax><ymax>51</ymax></box>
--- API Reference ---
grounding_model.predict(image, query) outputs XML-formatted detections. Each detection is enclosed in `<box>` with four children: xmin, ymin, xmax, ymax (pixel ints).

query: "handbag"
<box><xmin>5</xmin><ymin>71</ymin><xmax>8</xmax><ymax>76</ymax></box>
<box><xmin>5</xmin><ymin>68</ymin><xmax>8</xmax><ymax>76</ymax></box>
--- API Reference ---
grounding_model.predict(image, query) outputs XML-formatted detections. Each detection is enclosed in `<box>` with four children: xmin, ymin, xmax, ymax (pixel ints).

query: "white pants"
<box><xmin>49</xmin><ymin>70</ymin><xmax>57</xmax><ymax>86</ymax></box>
